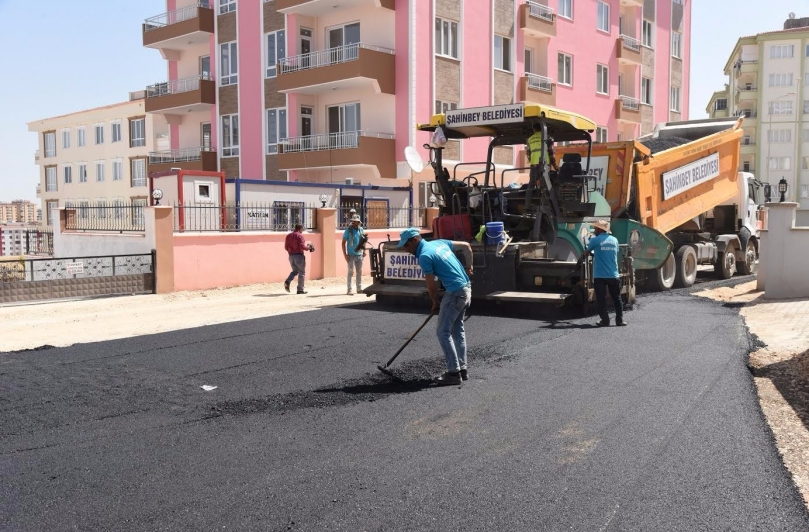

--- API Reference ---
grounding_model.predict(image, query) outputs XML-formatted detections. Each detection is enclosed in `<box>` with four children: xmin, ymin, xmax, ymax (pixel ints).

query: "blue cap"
<box><xmin>397</xmin><ymin>227</ymin><xmax>421</xmax><ymax>248</ymax></box>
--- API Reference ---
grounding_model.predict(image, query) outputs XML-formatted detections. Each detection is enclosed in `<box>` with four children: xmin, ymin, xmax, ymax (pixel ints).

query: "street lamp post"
<box><xmin>766</xmin><ymin>91</ymin><xmax>797</xmax><ymax>191</ymax></box>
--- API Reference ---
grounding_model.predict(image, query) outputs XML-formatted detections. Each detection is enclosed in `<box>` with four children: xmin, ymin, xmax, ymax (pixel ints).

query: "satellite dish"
<box><xmin>404</xmin><ymin>146</ymin><xmax>425</xmax><ymax>173</ymax></box>
<box><xmin>789</xmin><ymin>12</ymin><xmax>796</xmax><ymax>18</ymax></box>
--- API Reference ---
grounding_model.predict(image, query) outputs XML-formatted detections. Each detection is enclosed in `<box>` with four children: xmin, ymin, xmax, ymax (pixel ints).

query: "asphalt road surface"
<box><xmin>2</xmin><ymin>285</ymin><xmax>809</xmax><ymax>531</ymax></box>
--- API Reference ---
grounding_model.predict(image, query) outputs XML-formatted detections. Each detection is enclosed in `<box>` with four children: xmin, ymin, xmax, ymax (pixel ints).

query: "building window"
<box><xmin>61</xmin><ymin>129</ymin><xmax>70</xmax><ymax>149</ymax></box>
<box><xmin>714</xmin><ymin>98</ymin><xmax>727</xmax><ymax>111</ymax></box>
<box><xmin>273</xmin><ymin>201</ymin><xmax>305</xmax><ymax>231</ymax></box>
<box><xmin>267</xmin><ymin>108</ymin><xmax>287</xmax><ymax>155</ymax></box>
<box><xmin>266</xmin><ymin>30</ymin><xmax>286</xmax><ymax>78</ymax></box>
<box><xmin>327</xmin><ymin>103</ymin><xmax>361</xmax><ymax>140</ymax></box>
<box><xmin>220</xmin><ymin>42</ymin><xmax>238</xmax><ymax>85</ymax></box>
<box><xmin>557</xmin><ymin>52</ymin><xmax>572</xmax><ymax>85</ymax></box>
<box><xmin>767</xmin><ymin>157</ymin><xmax>791</xmax><ymax>170</ymax></box>
<box><xmin>642</xmin><ymin>19</ymin><xmax>653</xmax><ymax>48</ymax></box>
<box><xmin>43</xmin><ymin>132</ymin><xmax>56</xmax><ymax>158</ymax></box>
<box><xmin>494</xmin><ymin>35</ymin><xmax>511</xmax><ymax>71</ymax></box>
<box><xmin>112</xmin><ymin>159</ymin><xmax>123</xmax><ymax>181</ymax></box>
<box><xmin>558</xmin><ymin>0</ymin><xmax>572</xmax><ymax>19</ymax></box>
<box><xmin>94</xmin><ymin>123</ymin><xmax>104</xmax><ymax>145</ymax></box>
<box><xmin>595</xmin><ymin>127</ymin><xmax>608</xmax><ymax>143</ymax></box>
<box><xmin>641</xmin><ymin>78</ymin><xmax>652</xmax><ymax>104</ymax></box>
<box><xmin>95</xmin><ymin>161</ymin><xmax>105</xmax><ymax>182</ymax></box>
<box><xmin>221</xmin><ymin>114</ymin><xmax>240</xmax><ymax>157</ymax></box>
<box><xmin>672</xmin><ymin>0</ymin><xmax>683</xmax><ymax>4</ymax></box>
<box><xmin>768</xmin><ymin>73</ymin><xmax>794</xmax><ymax>86</ymax></box>
<box><xmin>769</xmin><ymin>101</ymin><xmax>794</xmax><ymax>115</ymax></box>
<box><xmin>435</xmin><ymin>100</ymin><xmax>458</xmax><ymax>114</ymax></box>
<box><xmin>596</xmin><ymin>64</ymin><xmax>609</xmax><ymax>95</ymax></box>
<box><xmin>768</xmin><ymin>129</ymin><xmax>792</xmax><ymax>143</ymax></box>
<box><xmin>524</xmin><ymin>48</ymin><xmax>534</xmax><ymax>74</ymax></box>
<box><xmin>671</xmin><ymin>32</ymin><xmax>682</xmax><ymax>58</ymax></box>
<box><xmin>63</xmin><ymin>165</ymin><xmax>72</xmax><ymax>184</ymax></box>
<box><xmin>770</xmin><ymin>44</ymin><xmax>794</xmax><ymax>59</ymax></box>
<box><xmin>77</xmin><ymin>126</ymin><xmax>86</xmax><ymax>147</ymax></box>
<box><xmin>78</xmin><ymin>163</ymin><xmax>87</xmax><ymax>183</ymax></box>
<box><xmin>45</xmin><ymin>166</ymin><xmax>57</xmax><ymax>191</ymax></box>
<box><xmin>596</xmin><ymin>1</ymin><xmax>609</xmax><ymax>32</ymax></box>
<box><xmin>131</xmin><ymin>158</ymin><xmax>146</xmax><ymax>187</ymax></box>
<box><xmin>670</xmin><ymin>87</ymin><xmax>681</xmax><ymax>112</ymax></box>
<box><xmin>435</xmin><ymin>17</ymin><xmax>458</xmax><ymax>59</ymax></box>
<box><xmin>219</xmin><ymin>0</ymin><xmax>235</xmax><ymax>14</ymax></box>
<box><xmin>46</xmin><ymin>200</ymin><xmax>59</xmax><ymax>226</ymax></box>
<box><xmin>804</xmin><ymin>101</ymin><xmax>809</xmax><ymax>114</ymax></box>
<box><xmin>111</xmin><ymin>121</ymin><xmax>122</xmax><ymax>143</ymax></box>
<box><xmin>129</xmin><ymin>118</ymin><xmax>145</xmax><ymax>148</ymax></box>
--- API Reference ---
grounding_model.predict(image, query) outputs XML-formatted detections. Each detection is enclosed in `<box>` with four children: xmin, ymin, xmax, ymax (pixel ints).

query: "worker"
<box><xmin>397</xmin><ymin>227</ymin><xmax>473</xmax><ymax>386</ymax></box>
<box><xmin>584</xmin><ymin>220</ymin><xmax>626</xmax><ymax>327</ymax></box>
<box><xmin>526</xmin><ymin>121</ymin><xmax>545</xmax><ymax>168</ymax></box>
<box><xmin>342</xmin><ymin>214</ymin><xmax>366</xmax><ymax>295</ymax></box>
<box><xmin>284</xmin><ymin>224</ymin><xmax>314</xmax><ymax>295</ymax></box>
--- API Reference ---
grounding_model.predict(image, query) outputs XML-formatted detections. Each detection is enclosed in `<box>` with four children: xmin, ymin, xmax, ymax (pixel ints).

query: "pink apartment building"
<box><xmin>141</xmin><ymin>0</ymin><xmax>690</xmax><ymax>197</ymax></box>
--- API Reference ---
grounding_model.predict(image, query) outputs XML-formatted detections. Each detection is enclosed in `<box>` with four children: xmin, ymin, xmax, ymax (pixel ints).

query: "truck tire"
<box><xmin>714</xmin><ymin>241</ymin><xmax>737</xmax><ymax>279</ymax></box>
<box><xmin>646</xmin><ymin>253</ymin><xmax>676</xmax><ymax>291</ymax></box>
<box><xmin>738</xmin><ymin>239</ymin><xmax>757</xmax><ymax>275</ymax></box>
<box><xmin>673</xmin><ymin>246</ymin><xmax>698</xmax><ymax>288</ymax></box>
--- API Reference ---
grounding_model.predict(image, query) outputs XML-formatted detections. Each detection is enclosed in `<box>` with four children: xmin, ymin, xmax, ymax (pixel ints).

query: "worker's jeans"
<box><xmin>436</xmin><ymin>284</ymin><xmax>472</xmax><ymax>373</ymax></box>
<box><xmin>285</xmin><ymin>254</ymin><xmax>306</xmax><ymax>292</ymax></box>
<box><xmin>346</xmin><ymin>255</ymin><xmax>363</xmax><ymax>291</ymax></box>
<box><xmin>594</xmin><ymin>278</ymin><xmax>623</xmax><ymax>324</ymax></box>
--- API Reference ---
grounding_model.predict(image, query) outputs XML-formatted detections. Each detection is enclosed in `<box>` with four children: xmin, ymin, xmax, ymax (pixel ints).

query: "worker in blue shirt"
<box><xmin>342</xmin><ymin>215</ymin><xmax>366</xmax><ymax>295</ymax></box>
<box><xmin>585</xmin><ymin>219</ymin><xmax>626</xmax><ymax>327</ymax></box>
<box><xmin>398</xmin><ymin>227</ymin><xmax>473</xmax><ymax>386</ymax></box>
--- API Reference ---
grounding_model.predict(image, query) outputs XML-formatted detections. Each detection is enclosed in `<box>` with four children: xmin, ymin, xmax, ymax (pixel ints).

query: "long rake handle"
<box><xmin>380</xmin><ymin>312</ymin><xmax>435</xmax><ymax>369</ymax></box>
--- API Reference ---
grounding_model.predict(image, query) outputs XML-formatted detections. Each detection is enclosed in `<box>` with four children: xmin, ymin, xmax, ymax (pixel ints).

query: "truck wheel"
<box><xmin>673</xmin><ymin>246</ymin><xmax>698</xmax><ymax>288</ymax></box>
<box><xmin>714</xmin><ymin>242</ymin><xmax>737</xmax><ymax>279</ymax></box>
<box><xmin>646</xmin><ymin>253</ymin><xmax>676</xmax><ymax>291</ymax></box>
<box><xmin>738</xmin><ymin>240</ymin><xmax>757</xmax><ymax>275</ymax></box>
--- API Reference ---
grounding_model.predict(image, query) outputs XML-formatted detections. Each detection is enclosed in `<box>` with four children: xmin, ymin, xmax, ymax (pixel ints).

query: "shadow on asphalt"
<box><xmin>315</xmin><ymin>377</ymin><xmax>435</xmax><ymax>396</ymax></box>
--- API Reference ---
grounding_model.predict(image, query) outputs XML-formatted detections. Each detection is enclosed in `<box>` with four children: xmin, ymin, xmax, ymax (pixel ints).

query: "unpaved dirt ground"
<box><xmin>695</xmin><ymin>281</ymin><xmax>809</xmax><ymax>507</ymax></box>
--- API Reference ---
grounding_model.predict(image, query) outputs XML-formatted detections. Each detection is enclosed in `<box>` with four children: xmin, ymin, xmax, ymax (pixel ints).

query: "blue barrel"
<box><xmin>485</xmin><ymin>221</ymin><xmax>505</xmax><ymax>246</ymax></box>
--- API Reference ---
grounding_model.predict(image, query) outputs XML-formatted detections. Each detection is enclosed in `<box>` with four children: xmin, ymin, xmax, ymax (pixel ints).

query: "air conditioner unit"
<box><xmin>345</xmin><ymin>177</ymin><xmax>354</xmax><ymax>185</ymax></box>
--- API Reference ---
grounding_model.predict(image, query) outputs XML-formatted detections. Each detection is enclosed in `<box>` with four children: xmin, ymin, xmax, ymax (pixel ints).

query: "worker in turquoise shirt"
<box><xmin>585</xmin><ymin>219</ymin><xmax>626</xmax><ymax>327</ymax></box>
<box><xmin>398</xmin><ymin>227</ymin><xmax>473</xmax><ymax>386</ymax></box>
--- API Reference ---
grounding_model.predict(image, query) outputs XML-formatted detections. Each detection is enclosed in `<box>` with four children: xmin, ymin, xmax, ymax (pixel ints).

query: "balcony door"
<box><xmin>328</xmin><ymin>103</ymin><xmax>360</xmax><ymax>148</ymax></box>
<box><xmin>200</xmin><ymin>55</ymin><xmax>210</xmax><ymax>79</ymax></box>
<box><xmin>300</xmin><ymin>28</ymin><xmax>312</xmax><ymax>68</ymax></box>
<box><xmin>328</xmin><ymin>23</ymin><xmax>360</xmax><ymax>62</ymax></box>
<box><xmin>201</xmin><ymin>123</ymin><xmax>212</xmax><ymax>151</ymax></box>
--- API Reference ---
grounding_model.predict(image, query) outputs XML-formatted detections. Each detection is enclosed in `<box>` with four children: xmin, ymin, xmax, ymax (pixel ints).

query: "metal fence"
<box><xmin>0</xmin><ymin>253</ymin><xmax>153</xmax><ymax>283</ymax></box>
<box><xmin>23</xmin><ymin>229</ymin><xmax>53</xmax><ymax>255</ymax></box>
<box><xmin>619</xmin><ymin>95</ymin><xmax>641</xmax><ymax>111</ymax></box>
<box><xmin>173</xmin><ymin>203</ymin><xmax>318</xmax><ymax>233</ymax></box>
<box><xmin>337</xmin><ymin>207</ymin><xmax>426</xmax><ymax>230</ymax></box>
<box><xmin>526</xmin><ymin>1</ymin><xmax>555</xmax><ymax>21</ymax></box>
<box><xmin>144</xmin><ymin>3</ymin><xmax>210</xmax><ymax>31</ymax></box>
<box><xmin>526</xmin><ymin>73</ymin><xmax>553</xmax><ymax>92</ymax></box>
<box><xmin>146</xmin><ymin>75</ymin><xmax>211</xmax><ymax>98</ymax></box>
<box><xmin>278</xmin><ymin>43</ymin><xmax>394</xmax><ymax>74</ymax></box>
<box><xmin>65</xmin><ymin>206</ymin><xmax>145</xmax><ymax>232</ymax></box>
<box><xmin>620</xmin><ymin>34</ymin><xmax>641</xmax><ymax>52</ymax></box>
<box><xmin>281</xmin><ymin>131</ymin><xmax>394</xmax><ymax>153</ymax></box>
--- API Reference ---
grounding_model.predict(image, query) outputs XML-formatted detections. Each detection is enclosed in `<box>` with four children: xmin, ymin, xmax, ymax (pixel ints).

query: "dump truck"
<box><xmin>364</xmin><ymin>102</ymin><xmax>672</xmax><ymax>311</ymax></box>
<box><xmin>555</xmin><ymin>117</ymin><xmax>767</xmax><ymax>290</ymax></box>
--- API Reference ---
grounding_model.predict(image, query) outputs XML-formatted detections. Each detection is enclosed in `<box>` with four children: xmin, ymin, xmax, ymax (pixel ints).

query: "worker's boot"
<box><xmin>432</xmin><ymin>371</ymin><xmax>462</xmax><ymax>386</ymax></box>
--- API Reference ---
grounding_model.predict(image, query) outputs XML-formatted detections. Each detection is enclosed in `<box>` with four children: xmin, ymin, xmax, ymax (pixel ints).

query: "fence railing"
<box><xmin>146</xmin><ymin>75</ymin><xmax>211</xmax><ymax>98</ymax></box>
<box><xmin>281</xmin><ymin>131</ymin><xmax>394</xmax><ymax>153</ymax></box>
<box><xmin>144</xmin><ymin>2</ymin><xmax>210</xmax><ymax>31</ymax></box>
<box><xmin>526</xmin><ymin>73</ymin><xmax>553</xmax><ymax>92</ymax></box>
<box><xmin>173</xmin><ymin>203</ymin><xmax>318</xmax><ymax>233</ymax></box>
<box><xmin>23</xmin><ymin>229</ymin><xmax>54</xmax><ymax>255</ymax></box>
<box><xmin>0</xmin><ymin>253</ymin><xmax>153</xmax><ymax>284</ymax></box>
<box><xmin>337</xmin><ymin>207</ymin><xmax>426</xmax><ymax>230</ymax></box>
<box><xmin>65</xmin><ymin>207</ymin><xmax>145</xmax><ymax>233</ymax></box>
<box><xmin>619</xmin><ymin>95</ymin><xmax>641</xmax><ymax>111</ymax></box>
<box><xmin>620</xmin><ymin>34</ymin><xmax>641</xmax><ymax>52</ymax></box>
<box><xmin>148</xmin><ymin>146</ymin><xmax>214</xmax><ymax>164</ymax></box>
<box><xmin>278</xmin><ymin>43</ymin><xmax>394</xmax><ymax>74</ymax></box>
<box><xmin>526</xmin><ymin>1</ymin><xmax>555</xmax><ymax>21</ymax></box>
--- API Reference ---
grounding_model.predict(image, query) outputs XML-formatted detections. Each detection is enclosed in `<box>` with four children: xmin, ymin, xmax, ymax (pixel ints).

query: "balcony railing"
<box><xmin>146</xmin><ymin>74</ymin><xmax>211</xmax><ymax>98</ymax></box>
<box><xmin>742</xmin><ymin>138</ymin><xmax>756</xmax><ymax>146</ymax></box>
<box><xmin>148</xmin><ymin>146</ymin><xmax>214</xmax><ymax>165</ymax></box>
<box><xmin>619</xmin><ymin>95</ymin><xmax>640</xmax><ymax>111</ymax></box>
<box><xmin>736</xmin><ymin>110</ymin><xmax>758</xmax><ymax>118</ymax></box>
<box><xmin>526</xmin><ymin>73</ymin><xmax>553</xmax><ymax>92</ymax></box>
<box><xmin>174</xmin><ymin>203</ymin><xmax>318</xmax><ymax>233</ymax></box>
<box><xmin>279</xmin><ymin>43</ymin><xmax>394</xmax><ymax>74</ymax></box>
<box><xmin>281</xmin><ymin>131</ymin><xmax>394</xmax><ymax>153</ymax></box>
<box><xmin>620</xmin><ymin>34</ymin><xmax>641</xmax><ymax>52</ymax></box>
<box><xmin>34</xmin><ymin>150</ymin><xmax>40</xmax><ymax>162</ymax></box>
<box><xmin>526</xmin><ymin>1</ymin><xmax>554</xmax><ymax>21</ymax></box>
<box><xmin>144</xmin><ymin>2</ymin><xmax>211</xmax><ymax>31</ymax></box>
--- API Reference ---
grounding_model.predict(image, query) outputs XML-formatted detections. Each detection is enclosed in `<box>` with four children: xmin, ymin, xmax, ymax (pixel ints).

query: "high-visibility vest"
<box><xmin>526</xmin><ymin>132</ymin><xmax>546</xmax><ymax>166</ymax></box>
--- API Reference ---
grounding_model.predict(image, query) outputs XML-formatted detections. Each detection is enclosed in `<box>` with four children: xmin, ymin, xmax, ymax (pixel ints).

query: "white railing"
<box><xmin>280</xmin><ymin>131</ymin><xmax>394</xmax><ymax>153</ymax></box>
<box><xmin>144</xmin><ymin>2</ymin><xmax>210</xmax><ymax>31</ymax></box>
<box><xmin>148</xmin><ymin>146</ymin><xmax>215</xmax><ymax>164</ymax></box>
<box><xmin>620</xmin><ymin>34</ymin><xmax>641</xmax><ymax>52</ymax></box>
<box><xmin>619</xmin><ymin>95</ymin><xmax>640</xmax><ymax>111</ymax></box>
<box><xmin>34</xmin><ymin>150</ymin><xmax>39</xmax><ymax>162</ymax></box>
<box><xmin>279</xmin><ymin>43</ymin><xmax>394</xmax><ymax>74</ymax></box>
<box><xmin>526</xmin><ymin>73</ymin><xmax>553</xmax><ymax>92</ymax></box>
<box><xmin>526</xmin><ymin>1</ymin><xmax>555</xmax><ymax>21</ymax></box>
<box><xmin>146</xmin><ymin>74</ymin><xmax>211</xmax><ymax>97</ymax></box>
<box><xmin>738</xmin><ymin>86</ymin><xmax>758</xmax><ymax>92</ymax></box>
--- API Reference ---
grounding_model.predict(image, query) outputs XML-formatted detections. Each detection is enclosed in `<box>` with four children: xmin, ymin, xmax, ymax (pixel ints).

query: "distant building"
<box><xmin>28</xmin><ymin>93</ymin><xmax>163</xmax><ymax>227</ymax></box>
<box><xmin>0</xmin><ymin>225</ymin><xmax>26</xmax><ymax>256</ymax></box>
<box><xmin>0</xmin><ymin>200</ymin><xmax>37</xmax><ymax>224</ymax></box>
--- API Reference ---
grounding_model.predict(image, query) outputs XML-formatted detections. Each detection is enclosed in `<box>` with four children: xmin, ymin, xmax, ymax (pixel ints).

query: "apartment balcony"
<box><xmin>615</xmin><ymin>96</ymin><xmax>641</xmax><ymax>124</ymax></box>
<box><xmin>276</xmin><ymin>0</ymin><xmax>394</xmax><ymax>16</ymax></box>
<box><xmin>518</xmin><ymin>1</ymin><xmax>556</xmax><ymax>38</ymax></box>
<box><xmin>712</xmin><ymin>108</ymin><xmax>729</xmax><ymax>118</ymax></box>
<box><xmin>735</xmin><ymin>86</ymin><xmax>758</xmax><ymax>104</ymax></box>
<box><xmin>517</xmin><ymin>74</ymin><xmax>556</xmax><ymax>106</ymax></box>
<box><xmin>278</xmin><ymin>131</ymin><xmax>396</xmax><ymax>179</ymax></box>
<box><xmin>616</xmin><ymin>35</ymin><xmax>642</xmax><ymax>66</ymax></box>
<box><xmin>735</xmin><ymin>60</ymin><xmax>758</xmax><ymax>77</ymax></box>
<box><xmin>145</xmin><ymin>75</ymin><xmax>216</xmax><ymax>114</ymax></box>
<box><xmin>736</xmin><ymin>110</ymin><xmax>758</xmax><ymax>125</ymax></box>
<box><xmin>147</xmin><ymin>147</ymin><xmax>218</xmax><ymax>174</ymax></box>
<box><xmin>741</xmin><ymin>140</ymin><xmax>757</xmax><ymax>156</ymax></box>
<box><xmin>34</xmin><ymin>150</ymin><xmax>39</xmax><ymax>163</ymax></box>
<box><xmin>276</xmin><ymin>43</ymin><xmax>395</xmax><ymax>95</ymax></box>
<box><xmin>142</xmin><ymin>3</ymin><xmax>214</xmax><ymax>50</ymax></box>
<box><xmin>36</xmin><ymin>184</ymin><xmax>41</xmax><ymax>198</ymax></box>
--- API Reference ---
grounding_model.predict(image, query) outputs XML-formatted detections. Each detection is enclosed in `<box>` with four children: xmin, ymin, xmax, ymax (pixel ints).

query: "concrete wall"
<box><xmin>757</xmin><ymin>202</ymin><xmax>809</xmax><ymax>299</ymax></box>
<box><xmin>53</xmin><ymin>208</ymin><xmax>156</xmax><ymax>257</ymax></box>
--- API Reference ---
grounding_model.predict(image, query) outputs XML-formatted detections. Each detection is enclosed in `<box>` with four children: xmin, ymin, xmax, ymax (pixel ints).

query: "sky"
<box><xmin>0</xmin><ymin>0</ymin><xmax>804</xmax><ymax>204</ymax></box>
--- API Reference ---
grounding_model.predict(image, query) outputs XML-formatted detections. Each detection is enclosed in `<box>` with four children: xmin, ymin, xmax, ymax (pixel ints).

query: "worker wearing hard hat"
<box><xmin>585</xmin><ymin>220</ymin><xmax>626</xmax><ymax>327</ymax></box>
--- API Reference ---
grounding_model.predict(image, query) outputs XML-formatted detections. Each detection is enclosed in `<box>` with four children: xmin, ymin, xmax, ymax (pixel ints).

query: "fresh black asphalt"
<box><xmin>2</xmin><ymin>287</ymin><xmax>808</xmax><ymax>531</ymax></box>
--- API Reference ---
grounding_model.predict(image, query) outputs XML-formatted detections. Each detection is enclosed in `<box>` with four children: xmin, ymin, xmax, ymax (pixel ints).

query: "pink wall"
<box><xmin>394</xmin><ymin>1</ymin><xmax>411</xmax><ymax>160</ymax></box>
<box><xmin>237</xmin><ymin>0</ymin><xmax>263</xmax><ymax>179</ymax></box>
<box><xmin>682</xmin><ymin>1</ymin><xmax>691</xmax><ymax>118</ymax></box>
<box><xmin>331</xmin><ymin>228</ymin><xmax>400</xmax><ymax>278</ymax></box>
<box><xmin>210</xmin><ymin>34</ymin><xmax>218</xmax><ymax>152</ymax></box>
<box><xmin>414</xmin><ymin>1</ymin><xmax>434</xmax><ymax>161</ymax></box>
<box><xmin>462</xmin><ymin>0</ymin><xmax>495</xmax><ymax>162</ymax></box>
<box><xmin>169</xmin><ymin>60</ymin><xmax>180</xmax><ymax>150</ymax></box>
<box><xmin>655</xmin><ymin>2</ymin><xmax>672</xmax><ymax>124</ymax></box>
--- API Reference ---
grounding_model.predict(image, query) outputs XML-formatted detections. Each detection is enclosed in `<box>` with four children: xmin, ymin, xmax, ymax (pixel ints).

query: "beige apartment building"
<box><xmin>29</xmin><ymin>93</ymin><xmax>166</xmax><ymax>226</ymax></box>
<box><xmin>0</xmin><ymin>200</ymin><xmax>37</xmax><ymax>224</ymax></box>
